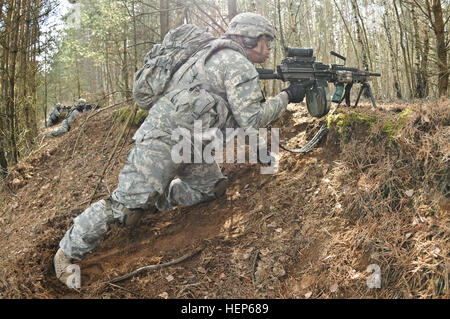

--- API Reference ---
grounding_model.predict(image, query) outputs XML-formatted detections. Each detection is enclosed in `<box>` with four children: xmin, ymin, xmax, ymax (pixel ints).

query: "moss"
<box><xmin>327</xmin><ymin>111</ymin><xmax>377</xmax><ymax>143</ymax></box>
<box><xmin>113</xmin><ymin>107</ymin><xmax>148</xmax><ymax>127</ymax></box>
<box><xmin>327</xmin><ymin>108</ymin><xmax>414</xmax><ymax>146</ymax></box>
<box><xmin>328</xmin><ymin>111</ymin><xmax>377</xmax><ymax>132</ymax></box>
<box><xmin>381</xmin><ymin>108</ymin><xmax>413</xmax><ymax>142</ymax></box>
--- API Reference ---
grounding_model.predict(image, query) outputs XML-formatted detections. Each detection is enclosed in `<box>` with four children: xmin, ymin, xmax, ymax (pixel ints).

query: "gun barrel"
<box><xmin>256</xmin><ymin>68</ymin><xmax>281</xmax><ymax>80</ymax></box>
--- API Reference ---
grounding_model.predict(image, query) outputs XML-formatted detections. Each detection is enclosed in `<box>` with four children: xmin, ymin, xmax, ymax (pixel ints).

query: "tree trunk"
<box><xmin>76</xmin><ymin>59</ymin><xmax>81</xmax><ymax>99</ymax></box>
<box><xmin>160</xmin><ymin>0</ymin><xmax>169</xmax><ymax>42</ymax></box>
<box><xmin>6</xmin><ymin>0</ymin><xmax>22</xmax><ymax>164</ymax></box>
<box><xmin>332</xmin><ymin>0</ymin><xmax>360</xmax><ymax>67</ymax></box>
<box><xmin>393</xmin><ymin>0</ymin><xmax>413</xmax><ymax>98</ymax></box>
<box><xmin>0</xmin><ymin>143</ymin><xmax>7</xmax><ymax>177</ymax></box>
<box><xmin>30</xmin><ymin>1</ymin><xmax>38</xmax><ymax>131</ymax></box>
<box><xmin>351</xmin><ymin>0</ymin><xmax>367</xmax><ymax>69</ymax></box>
<box><xmin>131</xmin><ymin>0</ymin><xmax>138</xmax><ymax>72</ymax></box>
<box><xmin>123</xmin><ymin>37</ymin><xmax>131</xmax><ymax>101</ymax></box>
<box><xmin>276</xmin><ymin>0</ymin><xmax>286</xmax><ymax>51</ymax></box>
<box><xmin>383</xmin><ymin>9</ymin><xmax>402</xmax><ymax>99</ymax></box>
<box><xmin>44</xmin><ymin>54</ymin><xmax>48</xmax><ymax>125</ymax></box>
<box><xmin>411</xmin><ymin>3</ymin><xmax>427</xmax><ymax>98</ymax></box>
<box><xmin>174</xmin><ymin>1</ymin><xmax>186</xmax><ymax>28</ymax></box>
<box><xmin>228</xmin><ymin>0</ymin><xmax>237</xmax><ymax>20</ymax></box>
<box><xmin>430</xmin><ymin>0</ymin><xmax>448</xmax><ymax>97</ymax></box>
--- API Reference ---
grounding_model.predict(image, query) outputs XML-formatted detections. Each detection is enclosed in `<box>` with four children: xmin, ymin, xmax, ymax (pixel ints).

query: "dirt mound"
<box><xmin>0</xmin><ymin>100</ymin><xmax>448</xmax><ymax>299</ymax></box>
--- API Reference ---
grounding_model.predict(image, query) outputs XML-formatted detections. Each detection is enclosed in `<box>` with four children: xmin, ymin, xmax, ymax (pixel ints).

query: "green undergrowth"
<box><xmin>380</xmin><ymin>108</ymin><xmax>414</xmax><ymax>141</ymax></box>
<box><xmin>327</xmin><ymin>108</ymin><xmax>414</xmax><ymax>145</ymax></box>
<box><xmin>113</xmin><ymin>107</ymin><xmax>148</xmax><ymax>127</ymax></box>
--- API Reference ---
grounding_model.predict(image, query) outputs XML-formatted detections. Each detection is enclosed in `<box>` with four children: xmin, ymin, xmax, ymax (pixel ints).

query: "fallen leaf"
<box><xmin>304</xmin><ymin>292</ymin><xmax>312</xmax><ymax>298</ymax></box>
<box><xmin>158</xmin><ymin>292</ymin><xmax>169</xmax><ymax>299</ymax></box>
<box><xmin>197</xmin><ymin>266</ymin><xmax>206</xmax><ymax>273</ymax></box>
<box><xmin>166</xmin><ymin>275</ymin><xmax>174</xmax><ymax>282</ymax></box>
<box><xmin>150</xmin><ymin>256</ymin><xmax>162</xmax><ymax>264</ymax></box>
<box><xmin>330</xmin><ymin>283</ymin><xmax>338</xmax><ymax>293</ymax></box>
<box><xmin>405</xmin><ymin>189</ymin><xmax>414</xmax><ymax>197</ymax></box>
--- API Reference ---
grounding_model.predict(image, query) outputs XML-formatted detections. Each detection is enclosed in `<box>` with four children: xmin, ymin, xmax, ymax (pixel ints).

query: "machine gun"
<box><xmin>257</xmin><ymin>47</ymin><xmax>381</xmax><ymax>153</ymax></box>
<box><xmin>257</xmin><ymin>47</ymin><xmax>381</xmax><ymax>116</ymax></box>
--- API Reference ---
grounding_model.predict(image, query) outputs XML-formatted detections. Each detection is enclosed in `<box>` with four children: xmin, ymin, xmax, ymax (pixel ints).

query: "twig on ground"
<box><xmin>105</xmin><ymin>246</ymin><xmax>203</xmax><ymax>284</ymax></box>
<box><xmin>106</xmin><ymin>282</ymin><xmax>142</xmax><ymax>297</ymax></box>
<box><xmin>252</xmin><ymin>250</ymin><xmax>259</xmax><ymax>289</ymax></box>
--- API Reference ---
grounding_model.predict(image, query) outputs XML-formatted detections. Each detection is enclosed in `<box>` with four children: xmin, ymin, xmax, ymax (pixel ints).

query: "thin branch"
<box><xmin>127</xmin><ymin>41</ymin><xmax>157</xmax><ymax>49</ymax></box>
<box><xmin>88</xmin><ymin>103</ymin><xmax>138</xmax><ymax>205</ymax></box>
<box><xmin>193</xmin><ymin>1</ymin><xmax>226</xmax><ymax>33</ymax></box>
<box><xmin>189</xmin><ymin>9</ymin><xmax>220</xmax><ymax>34</ymax></box>
<box><xmin>332</xmin><ymin>0</ymin><xmax>360</xmax><ymax>66</ymax></box>
<box><xmin>411</xmin><ymin>0</ymin><xmax>433</xmax><ymax>22</ymax></box>
<box><xmin>107</xmin><ymin>282</ymin><xmax>142</xmax><ymax>297</ymax></box>
<box><xmin>106</xmin><ymin>247</ymin><xmax>204</xmax><ymax>284</ymax></box>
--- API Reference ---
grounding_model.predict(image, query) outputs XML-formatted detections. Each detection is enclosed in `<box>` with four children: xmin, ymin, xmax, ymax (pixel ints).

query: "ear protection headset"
<box><xmin>242</xmin><ymin>36</ymin><xmax>259</xmax><ymax>49</ymax></box>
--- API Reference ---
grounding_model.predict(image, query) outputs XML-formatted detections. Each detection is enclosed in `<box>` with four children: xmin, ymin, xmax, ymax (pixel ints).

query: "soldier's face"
<box><xmin>247</xmin><ymin>35</ymin><xmax>272</xmax><ymax>64</ymax></box>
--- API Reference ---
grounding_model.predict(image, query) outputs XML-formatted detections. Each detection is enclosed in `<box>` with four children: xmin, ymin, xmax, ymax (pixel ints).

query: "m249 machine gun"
<box><xmin>257</xmin><ymin>47</ymin><xmax>381</xmax><ymax>153</ymax></box>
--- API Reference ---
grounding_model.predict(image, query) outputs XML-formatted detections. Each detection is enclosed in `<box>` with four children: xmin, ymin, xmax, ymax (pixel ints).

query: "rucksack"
<box><xmin>133</xmin><ymin>24</ymin><xmax>216</xmax><ymax>110</ymax></box>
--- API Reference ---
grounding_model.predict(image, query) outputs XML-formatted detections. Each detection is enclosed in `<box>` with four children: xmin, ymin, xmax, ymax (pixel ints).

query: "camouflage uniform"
<box><xmin>46</xmin><ymin>103</ymin><xmax>62</xmax><ymax>127</ymax></box>
<box><xmin>59</xmin><ymin>16</ymin><xmax>288</xmax><ymax>261</ymax></box>
<box><xmin>49</xmin><ymin>99</ymin><xmax>87</xmax><ymax>137</ymax></box>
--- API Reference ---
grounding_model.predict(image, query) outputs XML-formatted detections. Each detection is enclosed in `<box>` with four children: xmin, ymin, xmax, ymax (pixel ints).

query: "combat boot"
<box><xmin>54</xmin><ymin>248</ymin><xmax>75</xmax><ymax>287</ymax></box>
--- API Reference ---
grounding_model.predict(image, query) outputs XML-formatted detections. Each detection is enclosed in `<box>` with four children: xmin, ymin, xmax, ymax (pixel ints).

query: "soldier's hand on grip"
<box><xmin>282</xmin><ymin>80</ymin><xmax>314</xmax><ymax>103</ymax></box>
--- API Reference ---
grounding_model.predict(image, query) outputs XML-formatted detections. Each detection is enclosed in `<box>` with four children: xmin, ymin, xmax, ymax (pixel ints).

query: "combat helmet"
<box><xmin>225</xmin><ymin>13</ymin><xmax>275</xmax><ymax>41</ymax></box>
<box><xmin>77</xmin><ymin>98</ymin><xmax>86</xmax><ymax>107</ymax></box>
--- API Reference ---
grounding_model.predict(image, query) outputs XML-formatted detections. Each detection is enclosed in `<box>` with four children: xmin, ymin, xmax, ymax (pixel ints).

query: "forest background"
<box><xmin>0</xmin><ymin>0</ymin><xmax>448</xmax><ymax>177</ymax></box>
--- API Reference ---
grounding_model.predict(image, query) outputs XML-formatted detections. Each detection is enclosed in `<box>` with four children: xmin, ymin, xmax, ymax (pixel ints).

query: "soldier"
<box><xmin>47</xmin><ymin>98</ymin><xmax>88</xmax><ymax>137</ymax></box>
<box><xmin>46</xmin><ymin>103</ymin><xmax>63</xmax><ymax>127</ymax></box>
<box><xmin>54</xmin><ymin>13</ymin><xmax>310</xmax><ymax>286</ymax></box>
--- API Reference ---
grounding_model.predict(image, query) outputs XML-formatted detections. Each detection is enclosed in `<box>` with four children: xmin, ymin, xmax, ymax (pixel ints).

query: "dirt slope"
<box><xmin>0</xmin><ymin>99</ymin><xmax>448</xmax><ymax>299</ymax></box>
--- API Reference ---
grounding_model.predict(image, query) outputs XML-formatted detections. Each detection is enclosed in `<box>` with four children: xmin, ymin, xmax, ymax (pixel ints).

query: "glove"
<box><xmin>282</xmin><ymin>81</ymin><xmax>315</xmax><ymax>103</ymax></box>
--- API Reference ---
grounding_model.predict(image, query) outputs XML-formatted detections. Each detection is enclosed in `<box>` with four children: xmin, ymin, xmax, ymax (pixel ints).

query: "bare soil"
<box><xmin>0</xmin><ymin>99</ymin><xmax>448</xmax><ymax>299</ymax></box>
